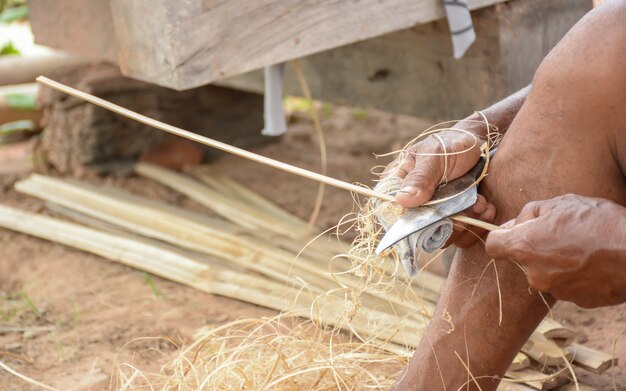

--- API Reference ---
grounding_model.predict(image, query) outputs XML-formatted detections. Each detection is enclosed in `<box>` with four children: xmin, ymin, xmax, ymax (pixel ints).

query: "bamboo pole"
<box><xmin>35</xmin><ymin>76</ymin><xmax>498</xmax><ymax>233</ymax></box>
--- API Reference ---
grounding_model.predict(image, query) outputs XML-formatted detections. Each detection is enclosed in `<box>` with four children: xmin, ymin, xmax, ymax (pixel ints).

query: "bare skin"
<box><xmin>388</xmin><ymin>1</ymin><xmax>626</xmax><ymax>389</ymax></box>
<box><xmin>486</xmin><ymin>194</ymin><xmax>626</xmax><ymax>309</ymax></box>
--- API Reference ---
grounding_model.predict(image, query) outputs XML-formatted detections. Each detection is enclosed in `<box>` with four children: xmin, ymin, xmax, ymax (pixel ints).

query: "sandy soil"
<box><xmin>0</xmin><ymin>107</ymin><xmax>624</xmax><ymax>390</ymax></box>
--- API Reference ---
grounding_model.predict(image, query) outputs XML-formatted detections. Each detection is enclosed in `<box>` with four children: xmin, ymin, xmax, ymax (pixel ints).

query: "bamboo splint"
<box><xmin>35</xmin><ymin>76</ymin><xmax>499</xmax><ymax>233</ymax></box>
<box><xmin>504</xmin><ymin>368</ymin><xmax>570</xmax><ymax>390</ymax></box>
<box><xmin>137</xmin><ymin>163</ymin><xmax>313</xmax><ymax>239</ymax></box>
<box><xmin>521</xmin><ymin>332</ymin><xmax>573</xmax><ymax>367</ymax></box>
<box><xmin>565</xmin><ymin>343</ymin><xmax>618</xmax><ymax>374</ymax></box>
<box><xmin>0</xmin><ymin>203</ymin><xmax>592</xmax><ymax>389</ymax></box>
<box><xmin>16</xmin><ymin>173</ymin><xmax>597</xmax><ymax>370</ymax></box>
<box><xmin>15</xmin><ymin>175</ymin><xmax>432</xmax><ymax>322</ymax></box>
<box><xmin>3</xmin><ymin>170</ymin><xmax>615</xmax><ymax>389</ymax></box>
<box><xmin>0</xmin><ymin>204</ymin><xmax>425</xmax><ymax>348</ymax></box>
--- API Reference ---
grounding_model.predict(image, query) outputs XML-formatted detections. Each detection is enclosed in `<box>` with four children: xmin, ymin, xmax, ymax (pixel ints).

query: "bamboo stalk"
<box><xmin>35</xmin><ymin>76</ymin><xmax>498</xmax><ymax>233</ymax></box>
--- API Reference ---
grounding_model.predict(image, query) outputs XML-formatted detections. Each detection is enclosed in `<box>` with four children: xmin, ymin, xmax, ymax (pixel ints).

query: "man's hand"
<box><xmin>486</xmin><ymin>194</ymin><xmax>626</xmax><ymax>308</ymax></box>
<box><xmin>383</xmin><ymin>124</ymin><xmax>496</xmax><ymax>248</ymax></box>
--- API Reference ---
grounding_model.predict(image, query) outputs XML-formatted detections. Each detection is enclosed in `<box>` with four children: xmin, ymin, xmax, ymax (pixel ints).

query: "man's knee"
<box><xmin>531</xmin><ymin>0</ymin><xmax>626</xmax><ymax>105</ymax></box>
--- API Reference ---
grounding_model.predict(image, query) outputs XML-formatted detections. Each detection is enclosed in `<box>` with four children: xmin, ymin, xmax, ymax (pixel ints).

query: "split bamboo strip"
<box><xmin>565</xmin><ymin>343</ymin><xmax>618</xmax><ymax>374</ymax></box>
<box><xmin>188</xmin><ymin>165</ymin><xmax>308</xmax><ymax>230</ymax></box>
<box><xmin>137</xmin><ymin>162</ymin><xmax>312</xmax><ymax>239</ymax></box>
<box><xmin>16</xmin><ymin>175</ymin><xmax>330</xmax><ymax>289</ymax></box>
<box><xmin>0</xmin><ymin>203</ymin><xmax>602</xmax><ymax>388</ymax></box>
<box><xmin>536</xmin><ymin>318</ymin><xmax>576</xmax><ymax>347</ymax></box>
<box><xmin>16</xmin><ymin>175</ymin><xmax>431</xmax><ymax>323</ymax></box>
<box><xmin>521</xmin><ymin>332</ymin><xmax>573</xmax><ymax>367</ymax></box>
<box><xmin>36</xmin><ymin>76</ymin><xmax>393</xmax><ymax>202</ymax></box>
<box><xmin>504</xmin><ymin>368</ymin><xmax>570</xmax><ymax>390</ymax></box>
<box><xmin>0</xmin><ymin>204</ymin><xmax>425</xmax><ymax>348</ymax></box>
<box><xmin>35</xmin><ymin>76</ymin><xmax>499</xmax><ymax>233</ymax></box>
<box><xmin>511</xmin><ymin>352</ymin><xmax>532</xmax><ymax>371</ymax></box>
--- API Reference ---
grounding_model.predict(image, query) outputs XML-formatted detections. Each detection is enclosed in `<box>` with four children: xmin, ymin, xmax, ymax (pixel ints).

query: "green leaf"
<box><xmin>0</xmin><ymin>4</ymin><xmax>28</xmax><ymax>23</ymax></box>
<box><xmin>0</xmin><ymin>41</ymin><xmax>20</xmax><ymax>55</ymax></box>
<box><xmin>0</xmin><ymin>120</ymin><xmax>36</xmax><ymax>144</ymax></box>
<box><xmin>5</xmin><ymin>93</ymin><xmax>37</xmax><ymax>110</ymax></box>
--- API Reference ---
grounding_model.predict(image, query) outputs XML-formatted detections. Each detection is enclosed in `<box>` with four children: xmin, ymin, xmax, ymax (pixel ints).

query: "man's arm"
<box><xmin>394</xmin><ymin>1</ymin><xmax>626</xmax><ymax>389</ymax></box>
<box><xmin>388</xmin><ymin>85</ymin><xmax>530</xmax><ymax>209</ymax></box>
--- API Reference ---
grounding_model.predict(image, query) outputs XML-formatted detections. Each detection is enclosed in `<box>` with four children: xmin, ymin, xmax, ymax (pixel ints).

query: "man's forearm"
<box><xmin>462</xmin><ymin>85</ymin><xmax>531</xmax><ymax>139</ymax></box>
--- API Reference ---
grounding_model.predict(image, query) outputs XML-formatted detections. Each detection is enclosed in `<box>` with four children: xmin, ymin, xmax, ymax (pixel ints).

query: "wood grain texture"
<box><xmin>108</xmin><ymin>0</ymin><xmax>507</xmax><ymax>89</ymax></box>
<box><xmin>218</xmin><ymin>0</ymin><xmax>592</xmax><ymax>118</ymax></box>
<box><xmin>29</xmin><ymin>0</ymin><xmax>118</xmax><ymax>61</ymax></box>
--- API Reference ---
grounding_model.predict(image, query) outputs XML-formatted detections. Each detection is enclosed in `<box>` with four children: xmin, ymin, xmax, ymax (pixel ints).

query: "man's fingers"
<box><xmin>396</xmin><ymin>155</ymin><xmax>444</xmax><ymax>208</ymax></box>
<box><xmin>485</xmin><ymin>225</ymin><xmax>525</xmax><ymax>261</ymax></box>
<box><xmin>382</xmin><ymin>153</ymin><xmax>415</xmax><ymax>179</ymax></box>
<box><xmin>455</xmin><ymin>199</ymin><xmax>496</xmax><ymax>248</ymax></box>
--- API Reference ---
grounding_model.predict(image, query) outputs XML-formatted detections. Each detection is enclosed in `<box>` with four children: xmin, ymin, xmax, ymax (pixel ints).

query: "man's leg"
<box><xmin>396</xmin><ymin>2</ymin><xmax>626</xmax><ymax>389</ymax></box>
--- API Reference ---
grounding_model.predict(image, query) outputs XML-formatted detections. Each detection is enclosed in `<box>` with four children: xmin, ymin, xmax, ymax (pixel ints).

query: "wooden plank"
<box><xmin>217</xmin><ymin>0</ymin><xmax>592</xmax><ymax>118</ymax></box>
<box><xmin>108</xmin><ymin>0</ymin><xmax>507</xmax><ymax>89</ymax></box>
<box><xmin>29</xmin><ymin>0</ymin><xmax>118</xmax><ymax>61</ymax></box>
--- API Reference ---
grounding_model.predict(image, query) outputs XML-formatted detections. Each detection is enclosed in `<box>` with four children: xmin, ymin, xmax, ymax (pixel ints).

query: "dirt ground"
<box><xmin>0</xmin><ymin>106</ymin><xmax>624</xmax><ymax>390</ymax></box>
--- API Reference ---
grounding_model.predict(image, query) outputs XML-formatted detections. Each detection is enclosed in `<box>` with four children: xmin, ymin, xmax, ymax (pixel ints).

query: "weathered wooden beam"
<box><xmin>217</xmin><ymin>0</ymin><xmax>592</xmax><ymax>118</ymax></box>
<box><xmin>107</xmin><ymin>0</ymin><xmax>507</xmax><ymax>89</ymax></box>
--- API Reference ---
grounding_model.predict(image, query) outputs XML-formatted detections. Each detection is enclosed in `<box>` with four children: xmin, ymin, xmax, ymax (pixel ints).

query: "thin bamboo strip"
<box><xmin>36</xmin><ymin>76</ymin><xmax>394</xmax><ymax>202</ymax></box>
<box><xmin>521</xmin><ymin>332</ymin><xmax>573</xmax><ymax>367</ymax></box>
<box><xmin>504</xmin><ymin>368</ymin><xmax>570</xmax><ymax>390</ymax></box>
<box><xmin>564</xmin><ymin>343</ymin><xmax>617</xmax><ymax>374</ymax></box>
<box><xmin>42</xmin><ymin>176</ymin><xmax>434</xmax><ymax>316</ymax></box>
<box><xmin>137</xmin><ymin>162</ymin><xmax>310</xmax><ymax>238</ymax></box>
<box><xmin>139</xmin><ymin>166</ymin><xmax>446</xmax><ymax>303</ymax></box>
<box><xmin>16</xmin><ymin>175</ymin><xmax>430</xmax><ymax>323</ymax></box>
<box><xmin>0</xmin><ymin>204</ymin><xmax>425</xmax><ymax>348</ymax></box>
<box><xmin>188</xmin><ymin>165</ymin><xmax>308</xmax><ymax>229</ymax></box>
<box><xmin>0</xmin><ymin>203</ymin><xmax>600</xmax><ymax>388</ymax></box>
<box><xmin>16</xmin><ymin>176</ymin><xmax>313</xmax><ymax>288</ymax></box>
<box><xmin>511</xmin><ymin>352</ymin><xmax>532</xmax><ymax>371</ymax></box>
<box><xmin>35</xmin><ymin>76</ymin><xmax>500</xmax><ymax>233</ymax></box>
<box><xmin>535</xmin><ymin>318</ymin><xmax>575</xmax><ymax>347</ymax></box>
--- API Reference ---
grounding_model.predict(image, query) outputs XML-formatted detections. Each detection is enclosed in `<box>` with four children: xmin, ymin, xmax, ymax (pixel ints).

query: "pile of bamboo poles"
<box><xmin>0</xmin><ymin>165</ymin><xmax>617</xmax><ymax>390</ymax></box>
